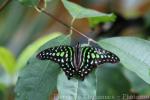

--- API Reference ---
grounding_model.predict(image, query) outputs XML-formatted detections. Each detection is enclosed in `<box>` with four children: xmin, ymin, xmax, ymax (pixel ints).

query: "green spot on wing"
<box><xmin>96</xmin><ymin>54</ymin><xmax>100</xmax><ymax>58</ymax></box>
<box><xmin>87</xmin><ymin>55</ymin><xmax>90</xmax><ymax>58</ymax></box>
<box><xmin>56</xmin><ymin>52</ymin><xmax>60</xmax><ymax>56</ymax></box>
<box><xmin>66</xmin><ymin>53</ymin><xmax>68</xmax><ymax>57</ymax></box>
<box><xmin>91</xmin><ymin>53</ymin><xmax>95</xmax><ymax>58</ymax></box>
<box><xmin>60</xmin><ymin>52</ymin><xmax>65</xmax><ymax>57</ymax></box>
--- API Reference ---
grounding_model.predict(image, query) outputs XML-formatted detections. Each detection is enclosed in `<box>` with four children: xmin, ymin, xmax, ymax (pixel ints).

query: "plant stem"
<box><xmin>0</xmin><ymin>0</ymin><xmax>12</xmax><ymax>12</ymax></box>
<box><xmin>69</xmin><ymin>17</ymin><xmax>75</xmax><ymax>35</ymax></box>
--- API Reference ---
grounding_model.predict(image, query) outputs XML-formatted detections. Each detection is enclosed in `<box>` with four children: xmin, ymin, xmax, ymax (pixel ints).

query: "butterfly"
<box><xmin>36</xmin><ymin>43</ymin><xmax>120</xmax><ymax>80</ymax></box>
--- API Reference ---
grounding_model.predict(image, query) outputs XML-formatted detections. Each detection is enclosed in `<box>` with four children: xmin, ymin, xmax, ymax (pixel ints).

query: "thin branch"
<box><xmin>71</xmin><ymin>27</ymin><xmax>97</xmax><ymax>44</ymax></box>
<box><xmin>69</xmin><ymin>17</ymin><xmax>75</xmax><ymax>35</ymax></box>
<box><xmin>35</xmin><ymin>7</ymin><xmax>97</xmax><ymax>44</ymax></box>
<box><xmin>0</xmin><ymin>0</ymin><xmax>12</xmax><ymax>12</ymax></box>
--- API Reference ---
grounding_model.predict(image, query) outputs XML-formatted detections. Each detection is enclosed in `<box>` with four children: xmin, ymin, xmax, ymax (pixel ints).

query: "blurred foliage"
<box><xmin>123</xmin><ymin>68</ymin><xmax>150</xmax><ymax>95</ymax></box>
<box><xmin>18</xmin><ymin>0</ymin><xmax>40</xmax><ymax>6</ymax></box>
<box><xmin>16</xmin><ymin>32</ymin><xmax>61</xmax><ymax>70</ymax></box>
<box><xmin>15</xmin><ymin>34</ymin><xmax>68</xmax><ymax>100</ymax></box>
<box><xmin>0</xmin><ymin>0</ymin><xmax>150</xmax><ymax>100</ymax></box>
<box><xmin>99</xmin><ymin>37</ymin><xmax>150</xmax><ymax>84</ymax></box>
<box><xmin>0</xmin><ymin>47</ymin><xmax>16</xmax><ymax>75</ymax></box>
<box><xmin>0</xmin><ymin>1</ymin><xmax>26</xmax><ymax>45</ymax></box>
<box><xmin>96</xmin><ymin>66</ymin><xmax>131</xmax><ymax>99</ymax></box>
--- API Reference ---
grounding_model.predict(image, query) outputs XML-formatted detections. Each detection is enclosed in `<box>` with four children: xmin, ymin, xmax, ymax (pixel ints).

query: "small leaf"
<box><xmin>96</xmin><ymin>66</ymin><xmax>131</xmax><ymax>98</ymax></box>
<box><xmin>0</xmin><ymin>47</ymin><xmax>16</xmax><ymax>75</ymax></box>
<box><xmin>18</xmin><ymin>0</ymin><xmax>40</xmax><ymax>6</ymax></box>
<box><xmin>62</xmin><ymin>0</ymin><xmax>116</xmax><ymax>21</ymax></box>
<box><xmin>88</xmin><ymin>15</ymin><xmax>116</xmax><ymax>28</ymax></box>
<box><xmin>15</xmin><ymin>34</ymin><xmax>71</xmax><ymax>100</ymax></box>
<box><xmin>57</xmin><ymin>70</ymin><xmax>96</xmax><ymax>100</ymax></box>
<box><xmin>16</xmin><ymin>32</ymin><xmax>61</xmax><ymax>70</ymax></box>
<box><xmin>99</xmin><ymin>37</ymin><xmax>150</xmax><ymax>84</ymax></box>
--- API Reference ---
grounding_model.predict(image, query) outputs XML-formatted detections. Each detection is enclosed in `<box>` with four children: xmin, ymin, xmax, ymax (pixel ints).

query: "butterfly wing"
<box><xmin>78</xmin><ymin>46</ymin><xmax>120</xmax><ymax>80</ymax></box>
<box><xmin>36</xmin><ymin>45</ymin><xmax>76</xmax><ymax>79</ymax></box>
<box><xmin>94</xmin><ymin>47</ymin><xmax>120</xmax><ymax>64</ymax></box>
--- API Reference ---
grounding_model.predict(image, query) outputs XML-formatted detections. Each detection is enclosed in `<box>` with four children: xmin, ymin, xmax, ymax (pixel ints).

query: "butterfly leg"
<box><xmin>67</xmin><ymin>76</ymin><xmax>71</xmax><ymax>80</ymax></box>
<box><xmin>80</xmin><ymin>76</ymin><xmax>85</xmax><ymax>81</ymax></box>
<box><xmin>64</xmin><ymin>71</ymin><xmax>74</xmax><ymax>80</ymax></box>
<box><xmin>77</xmin><ymin>71</ymin><xmax>85</xmax><ymax>81</ymax></box>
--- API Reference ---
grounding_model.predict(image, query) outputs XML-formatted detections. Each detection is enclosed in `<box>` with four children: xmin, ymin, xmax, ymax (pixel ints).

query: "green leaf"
<box><xmin>123</xmin><ymin>68</ymin><xmax>150</xmax><ymax>95</ymax></box>
<box><xmin>18</xmin><ymin>0</ymin><xmax>40</xmax><ymax>6</ymax></box>
<box><xmin>15</xmin><ymin>34</ymin><xmax>71</xmax><ymax>100</ymax></box>
<box><xmin>0</xmin><ymin>83</ymin><xmax>6</xmax><ymax>92</ymax></box>
<box><xmin>0</xmin><ymin>83</ymin><xmax>6</xmax><ymax>100</ymax></box>
<box><xmin>62</xmin><ymin>0</ymin><xmax>116</xmax><ymax>21</ymax></box>
<box><xmin>16</xmin><ymin>32</ymin><xmax>61</xmax><ymax>70</ymax></box>
<box><xmin>96</xmin><ymin>66</ymin><xmax>131</xmax><ymax>98</ymax></box>
<box><xmin>57</xmin><ymin>70</ymin><xmax>96</xmax><ymax>100</ymax></box>
<box><xmin>0</xmin><ymin>47</ymin><xmax>16</xmax><ymax>75</ymax></box>
<box><xmin>98</xmin><ymin>37</ymin><xmax>150</xmax><ymax>84</ymax></box>
<box><xmin>88</xmin><ymin>15</ymin><xmax>116</xmax><ymax>28</ymax></box>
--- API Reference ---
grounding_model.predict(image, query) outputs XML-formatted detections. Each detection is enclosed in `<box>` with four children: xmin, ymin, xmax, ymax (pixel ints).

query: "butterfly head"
<box><xmin>75</xmin><ymin>42</ymin><xmax>81</xmax><ymax>49</ymax></box>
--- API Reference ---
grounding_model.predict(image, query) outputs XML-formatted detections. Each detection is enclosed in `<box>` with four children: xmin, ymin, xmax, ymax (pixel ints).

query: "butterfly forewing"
<box><xmin>95</xmin><ymin>47</ymin><xmax>120</xmax><ymax>64</ymax></box>
<box><xmin>36</xmin><ymin>45</ymin><xmax>76</xmax><ymax>79</ymax></box>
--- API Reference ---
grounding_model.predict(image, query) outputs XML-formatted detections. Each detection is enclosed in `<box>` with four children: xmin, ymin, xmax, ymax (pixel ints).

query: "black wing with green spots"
<box><xmin>36</xmin><ymin>45</ymin><xmax>76</xmax><ymax>79</ymax></box>
<box><xmin>77</xmin><ymin>46</ymin><xmax>120</xmax><ymax>80</ymax></box>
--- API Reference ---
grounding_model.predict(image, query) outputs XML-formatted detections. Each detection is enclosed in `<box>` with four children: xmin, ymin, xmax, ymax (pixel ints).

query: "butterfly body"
<box><xmin>36</xmin><ymin>43</ymin><xmax>120</xmax><ymax>80</ymax></box>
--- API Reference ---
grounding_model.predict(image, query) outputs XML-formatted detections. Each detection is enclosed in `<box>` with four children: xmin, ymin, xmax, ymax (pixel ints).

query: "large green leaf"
<box><xmin>98</xmin><ymin>37</ymin><xmax>150</xmax><ymax>84</ymax></box>
<box><xmin>0</xmin><ymin>47</ymin><xmax>16</xmax><ymax>75</ymax></box>
<box><xmin>15</xmin><ymin>34</ymin><xmax>71</xmax><ymax>100</ymax></box>
<box><xmin>123</xmin><ymin>68</ymin><xmax>150</xmax><ymax>95</ymax></box>
<box><xmin>96</xmin><ymin>66</ymin><xmax>131</xmax><ymax>99</ymax></box>
<box><xmin>61</xmin><ymin>0</ymin><xmax>116</xmax><ymax>21</ymax></box>
<box><xmin>57</xmin><ymin>70</ymin><xmax>96</xmax><ymax>100</ymax></box>
<box><xmin>16</xmin><ymin>32</ymin><xmax>61</xmax><ymax>70</ymax></box>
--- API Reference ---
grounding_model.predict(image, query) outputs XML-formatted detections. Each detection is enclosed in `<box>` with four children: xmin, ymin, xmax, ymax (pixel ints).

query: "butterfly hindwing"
<box><xmin>36</xmin><ymin>45</ymin><xmax>76</xmax><ymax>79</ymax></box>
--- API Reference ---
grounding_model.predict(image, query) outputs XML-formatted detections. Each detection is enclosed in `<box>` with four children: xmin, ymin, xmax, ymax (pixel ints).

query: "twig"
<box><xmin>0</xmin><ymin>0</ymin><xmax>12</xmax><ymax>12</ymax></box>
<box><xmin>35</xmin><ymin>7</ymin><xmax>98</xmax><ymax>44</ymax></box>
<box><xmin>69</xmin><ymin>17</ymin><xmax>75</xmax><ymax>35</ymax></box>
